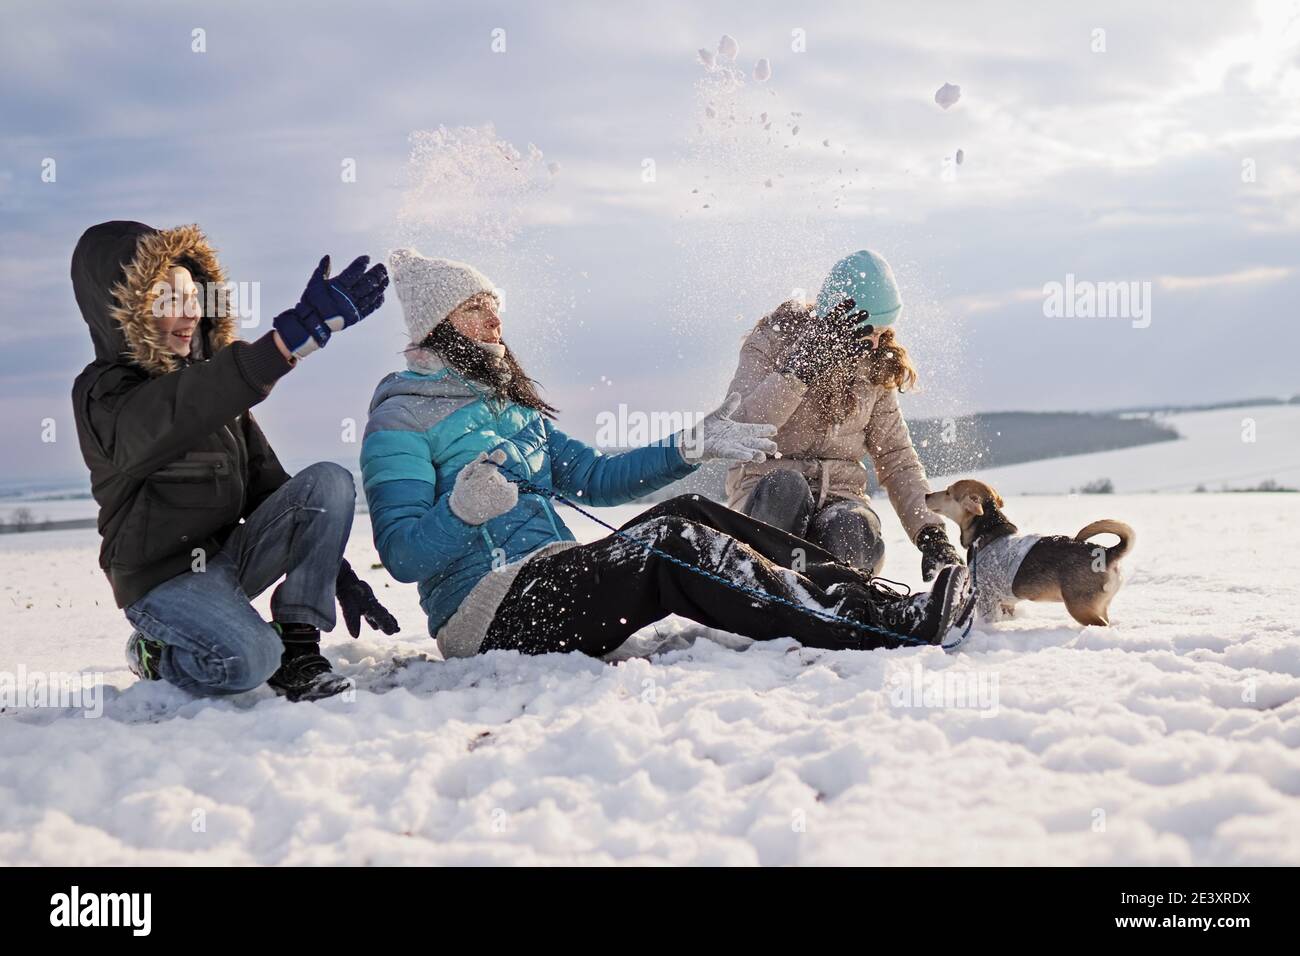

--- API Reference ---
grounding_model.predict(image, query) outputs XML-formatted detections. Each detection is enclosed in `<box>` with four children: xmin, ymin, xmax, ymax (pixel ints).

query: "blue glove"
<box><xmin>273</xmin><ymin>255</ymin><xmax>389</xmax><ymax>359</ymax></box>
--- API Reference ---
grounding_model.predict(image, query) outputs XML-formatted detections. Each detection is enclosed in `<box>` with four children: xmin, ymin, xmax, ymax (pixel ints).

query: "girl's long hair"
<box><xmin>407</xmin><ymin>321</ymin><xmax>558</xmax><ymax>419</ymax></box>
<box><xmin>755</xmin><ymin>300</ymin><xmax>918</xmax><ymax>427</ymax></box>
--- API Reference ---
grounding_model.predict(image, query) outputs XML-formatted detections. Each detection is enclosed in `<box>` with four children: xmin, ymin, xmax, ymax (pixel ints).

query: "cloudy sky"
<box><xmin>2</xmin><ymin>0</ymin><xmax>1298</xmax><ymax>483</ymax></box>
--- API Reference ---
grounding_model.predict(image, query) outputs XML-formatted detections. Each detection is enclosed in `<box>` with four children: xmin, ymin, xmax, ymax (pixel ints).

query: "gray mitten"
<box><xmin>449</xmin><ymin>450</ymin><xmax>518</xmax><ymax>525</ymax></box>
<box><xmin>675</xmin><ymin>393</ymin><xmax>778</xmax><ymax>463</ymax></box>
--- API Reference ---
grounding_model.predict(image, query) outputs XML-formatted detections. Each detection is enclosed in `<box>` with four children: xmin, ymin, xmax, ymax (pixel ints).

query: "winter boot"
<box><xmin>125</xmin><ymin>630</ymin><xmax>165</xmax><ymax>681</ymax></box>
<box><xmin>830</xmin><ymin>565</ymin><xmax>972</xmax><ymax>647</ymax></box>
<box><xmin>267</xmin><ymin>622</ymin><xmax>352</xmax><ymax>702</ymax></box>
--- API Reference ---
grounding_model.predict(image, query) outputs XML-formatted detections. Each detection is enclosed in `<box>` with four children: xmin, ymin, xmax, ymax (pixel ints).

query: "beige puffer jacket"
<box><xmin>723</xmin><ymin>303</ymin><xmax>943</xmax><ymax>542</ymax></box>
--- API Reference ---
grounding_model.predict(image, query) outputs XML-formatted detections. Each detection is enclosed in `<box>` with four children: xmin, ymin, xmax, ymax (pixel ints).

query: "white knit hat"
<box><xmin>388</xmin><ymin>248</ymin><xmax>499</xmax><ymax>344</ymax></box>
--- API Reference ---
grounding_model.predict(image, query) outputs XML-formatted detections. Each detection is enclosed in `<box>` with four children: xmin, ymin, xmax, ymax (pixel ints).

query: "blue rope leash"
<box><xmin>506</xmin><ymin>476</ymin><xmax>975</xmax><ymax>652</ymax></box>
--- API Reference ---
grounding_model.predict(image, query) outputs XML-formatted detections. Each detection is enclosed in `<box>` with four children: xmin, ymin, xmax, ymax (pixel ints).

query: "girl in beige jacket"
<box><xmin>724</xmin><ymin>250</ymin><xmax>963</xmax><ymax>581</ymax></box>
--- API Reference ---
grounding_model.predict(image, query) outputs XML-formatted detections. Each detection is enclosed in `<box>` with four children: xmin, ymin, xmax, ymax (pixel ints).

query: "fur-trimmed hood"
<box><xmin>71</xmin><ymin>220</ymin><xmax>239</xmax><ymax>377</ymax></box>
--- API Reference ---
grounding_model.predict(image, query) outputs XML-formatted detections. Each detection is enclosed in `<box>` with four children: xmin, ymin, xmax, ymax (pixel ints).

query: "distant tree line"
<box><xmin>0</xmin><ymin>508</ymin><xmax>97</xmax><ymax>534</ymax></box>
<box><xmin>908</xmin><ymin>411</ymin><xmax>1179</xmax><ymax>479</ymax></box>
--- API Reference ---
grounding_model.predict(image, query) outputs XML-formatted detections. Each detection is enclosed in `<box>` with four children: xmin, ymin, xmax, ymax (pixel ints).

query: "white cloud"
<box><xmin>1157</xmin><ymin>265</ymin><xmax>1293</xmax><ymax>291</ymax></box>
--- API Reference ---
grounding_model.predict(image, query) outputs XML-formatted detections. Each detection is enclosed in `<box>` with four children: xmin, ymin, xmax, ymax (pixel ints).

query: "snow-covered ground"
<box><xmin>3</xmin><ymin>487</ymin><xmax>1298</xmax><ymax>865</ymax></box>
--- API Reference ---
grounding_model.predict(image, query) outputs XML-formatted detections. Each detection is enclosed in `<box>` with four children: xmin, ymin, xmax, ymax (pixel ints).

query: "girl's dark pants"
<box><xmin>480</xmin><ymin>494</ymin><xmax>905</xmax><ymax>657</ymax></box>
<box><xmin>742</xmin><ymin>468</ymin><xmax>886</xmax><ymax>574</ymax></box>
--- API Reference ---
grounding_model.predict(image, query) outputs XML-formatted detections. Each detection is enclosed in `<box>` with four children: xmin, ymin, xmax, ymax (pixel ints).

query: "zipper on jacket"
<box><xmin>154</xmin><ymin>454</ymin><xmax>228</xmax><ymax>479</ymax></box>
<box><xmin>223</xmin><ymin>422</ymin><xmax>246</xmax><ymax>515</ymax></box>
<box><xmin>153</xmin><ymin>455</ymin><xmax>227</xmax><ymax>501</ymax></box>
<box><xmin>154</xmin><ymin>462</ymin><xmax>223</xmax><ymax>479</ymax></box>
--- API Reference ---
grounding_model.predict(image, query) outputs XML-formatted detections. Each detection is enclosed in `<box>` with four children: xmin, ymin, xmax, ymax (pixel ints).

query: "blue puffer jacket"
<box><xmin>361</xmin><ymin>358</ymin><xmax>697</xmax><ymax>640</ymax></box>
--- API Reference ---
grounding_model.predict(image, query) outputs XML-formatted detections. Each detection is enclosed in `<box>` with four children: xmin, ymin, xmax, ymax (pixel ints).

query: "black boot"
<box><xmin>830</xmin><ymin>565</ymin><xmax>973</xmax><ymax>647</ymax></box>
<box><xmin>267</xmin><ymin>623</ymin><xmax>352</xmax><ymax>702</ymax></box>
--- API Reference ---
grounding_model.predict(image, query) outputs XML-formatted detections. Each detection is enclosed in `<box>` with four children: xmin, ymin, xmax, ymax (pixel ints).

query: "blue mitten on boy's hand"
<box><xmin>273</xmin><ymin>254</ymin><xmax>389</xmax><ymax>359</ymax></box>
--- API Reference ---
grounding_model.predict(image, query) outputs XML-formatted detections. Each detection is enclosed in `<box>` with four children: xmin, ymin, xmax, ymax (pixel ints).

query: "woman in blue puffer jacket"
<box><xmin>360</xmin><ymin>249</ymin><xmax>971</xmax><ymax>659</ymax></box>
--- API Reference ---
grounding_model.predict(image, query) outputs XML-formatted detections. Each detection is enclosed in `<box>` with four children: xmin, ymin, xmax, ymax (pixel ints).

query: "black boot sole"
<box><xmin>935</xmin><ymin>567</ymin><xmax>977</xmax><ymax>650</ymax></box>
<box><xmin>268</xmin><ymin>675</ymin><xmax>353</xmax><ymax>703</ymax></box>
<box><xmin>268</xmin><ymin>654</ymin><xmax>353</xmax><ymax>703</ymax></box>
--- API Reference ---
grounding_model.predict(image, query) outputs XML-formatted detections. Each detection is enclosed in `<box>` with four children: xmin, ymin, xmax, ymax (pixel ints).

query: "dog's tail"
<box><xmin>1074</xmin><ymin>519</ymin><xmax>1135</xmax><ymax>563</ymax></box>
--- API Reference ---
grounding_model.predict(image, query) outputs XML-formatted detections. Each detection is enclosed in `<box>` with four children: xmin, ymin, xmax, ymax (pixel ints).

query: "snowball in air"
<box><xmin>718</xmin><ymin>34</ymin><xmax>739</xmax><ymax>60</ymax></box>
<box><xmin>754</xmin><ymin>58</ymin><xmax>771</xmax><ymax>82</ymax></box>
<box><xmin>935</xmin><ymin>82</ymin><xmax>961</xmax><ymax>109</ymax></box>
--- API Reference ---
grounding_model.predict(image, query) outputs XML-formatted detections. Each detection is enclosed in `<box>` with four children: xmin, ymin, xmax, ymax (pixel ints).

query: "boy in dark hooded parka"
<box><xmin>71</xmin><ymin>220</ymin><xmax>397</xmax><ymax>701</ymax></box>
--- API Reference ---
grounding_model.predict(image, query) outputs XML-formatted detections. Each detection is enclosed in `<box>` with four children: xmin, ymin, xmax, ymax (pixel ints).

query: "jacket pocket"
<box><xmin>148</xmin><ymin>452</ymin><xmax>233</xmax><ymax>509</ymax></box>
<box><xmin>138</xmin><ymin>452</ymin><xmax>241</xmax><ymax>563</ymax></box>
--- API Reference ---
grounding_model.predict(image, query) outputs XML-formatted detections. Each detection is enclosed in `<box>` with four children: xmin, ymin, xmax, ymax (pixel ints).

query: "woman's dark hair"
<box><xmin>408</xmin><ymin>321</ymin><xmax>558</xmax><ymax>419</ymax></box>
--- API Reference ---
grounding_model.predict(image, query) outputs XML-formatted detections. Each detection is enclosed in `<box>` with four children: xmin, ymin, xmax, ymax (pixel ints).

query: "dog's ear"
<box><xmin>961</xmin><ymin>493</ymin><xmax>984</xmax><ymax>516</ymax></box>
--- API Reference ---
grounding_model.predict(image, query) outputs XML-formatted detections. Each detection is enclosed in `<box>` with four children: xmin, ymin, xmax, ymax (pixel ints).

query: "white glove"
<box><xmin>448</xmin><ymin>450</ymin><xmax>519</xmax><ymax>525</ymax></box>
<box><xmin>676</xmin><ymin>393</ymin><xmax>779</xmax><ymax>463</ymax></box>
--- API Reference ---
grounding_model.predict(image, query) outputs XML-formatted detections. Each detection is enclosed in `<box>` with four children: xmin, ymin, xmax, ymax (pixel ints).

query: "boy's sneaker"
<box><xmin>125</xmin><ymin>630</ymin><xmax>165</xmax><ymax>681</ymax></box>
<box><xmin>267</xmin><ymin>622</ymin><xmax>352</xmax><ymax>703</ymax></box>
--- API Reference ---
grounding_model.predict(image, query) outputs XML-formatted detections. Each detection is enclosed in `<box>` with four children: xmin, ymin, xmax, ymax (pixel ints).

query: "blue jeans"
<box><xmin>124</xmin><ymin>462</ymin><xmax>356</xmax><ymax>696</ymax></box>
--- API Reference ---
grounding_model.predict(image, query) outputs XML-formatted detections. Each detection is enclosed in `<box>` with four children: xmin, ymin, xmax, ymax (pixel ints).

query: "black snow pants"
<box><xmin>480</xmin><ymin>494</ymin><xmax>907</xmax><ymax>657</ymax></box>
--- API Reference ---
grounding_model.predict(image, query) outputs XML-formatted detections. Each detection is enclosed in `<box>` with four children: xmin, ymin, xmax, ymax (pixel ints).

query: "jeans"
<box><xmin>124</xmin><ymin>462</ymin><xmax>356</xmax><ymax>695</ymax></box>
<box><xmin>743</xmin><ymin>468</ymin><xmax>886</xmax><ymax>574</ymax></box>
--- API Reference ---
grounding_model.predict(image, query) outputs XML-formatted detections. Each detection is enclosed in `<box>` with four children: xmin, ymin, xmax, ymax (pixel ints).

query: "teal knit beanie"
<box><xmin>814</xmin><ymin>249</ymin><xmax>903</xmax><ymax>328</ymax></box>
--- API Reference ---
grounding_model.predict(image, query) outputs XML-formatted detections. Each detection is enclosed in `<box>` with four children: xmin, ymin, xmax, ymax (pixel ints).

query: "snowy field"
<box><xmin>3</xmin><ymin>486</ymin><xmax>1299</xmax><ymax>866</ymax></box>
<box><xmin>969</xmin><ymin>404</ymin><xmax>1300</xmax><ymax>494</ymax></box>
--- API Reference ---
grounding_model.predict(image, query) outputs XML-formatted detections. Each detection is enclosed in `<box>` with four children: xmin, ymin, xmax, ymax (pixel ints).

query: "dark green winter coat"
<box><xmin>71</xmin><ymin>221</ymin><xmax>294</xmax><ymax>607</ymax></box>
